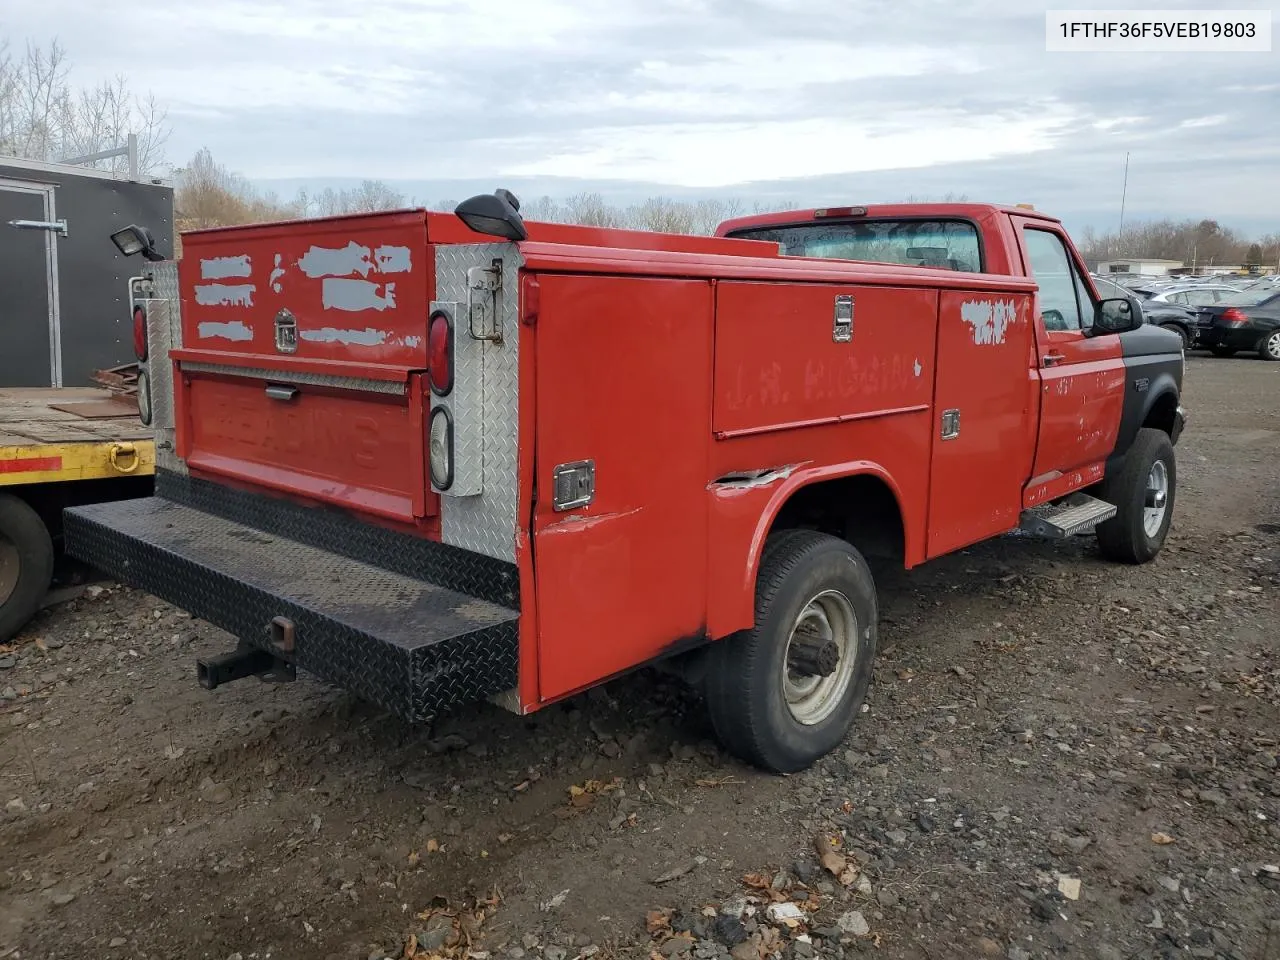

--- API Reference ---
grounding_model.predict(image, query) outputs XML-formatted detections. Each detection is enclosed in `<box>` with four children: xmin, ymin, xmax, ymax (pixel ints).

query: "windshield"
<box><xmin>729</xmin><ymin>219</ymin><xmax>982</xmax><ymax>272</ymax></box>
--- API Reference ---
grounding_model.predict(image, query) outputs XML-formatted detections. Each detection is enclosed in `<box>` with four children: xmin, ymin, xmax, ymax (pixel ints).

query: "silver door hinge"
<box><xmin>467</xmin><ymin>260</ymin><xmax>504</xmax><ymax>343</ymax></box>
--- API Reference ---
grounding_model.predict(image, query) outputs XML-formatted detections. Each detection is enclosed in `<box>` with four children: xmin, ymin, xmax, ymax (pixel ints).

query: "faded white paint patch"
<box><xmin>960</xmin><ymin>298</ymin><xmax>1017</xmax><ymax>346</ymax></box>
<box><xmin>322</xmin><ymin>278</ymin><xmax>396</xmax><ymax>312</ymax></box>
<box><xmin>298</xmin><ymin>241</ymin><xmax>373</xmax><ymax>278</ymax></box>
<box><xmin>299</xmin><ymin>326</ymin><xmax>388</xmax><ymax>346</ymax></box>
<box><xmin>195</xmin><ymin>283</ymin><xmax>255</xmax><ymax>308</ymax></box>
<box><xmin>269</xmin><ymin>254</ymin><xmax>285</xmax><ymax>293</ymax></box>
<box><xmin>401</xmin><ymin>335</ymin><xmax>422</xmax><ymax>348</ymax></box>
<box><xmin>375</xmin><ymin>245</ymin><xmax>412</xmax><ymax>273</ymax></box>
<box><xmin>200</xmin><ymin>255</ymin><xmax>252</xmax><ymax>280</ymax></box>
<box><xmin>197</xmin><ymin>320</ymin><xmax>253</xmax><ymax>342</ymax></box>
<box><xmin>913</xmin><ymin>358</ymin><xmax>922</xmax><ymax>377</ymax></box>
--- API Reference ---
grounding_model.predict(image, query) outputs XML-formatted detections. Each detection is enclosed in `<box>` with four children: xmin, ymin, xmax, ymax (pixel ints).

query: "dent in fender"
<box><xmin>731</xmin><ymin>461</ymin><xmax>914</xmax><ymax>619</ymax></box>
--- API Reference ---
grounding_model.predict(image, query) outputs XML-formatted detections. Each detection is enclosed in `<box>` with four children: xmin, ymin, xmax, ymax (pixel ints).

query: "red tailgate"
<box><xmin>172</xmin><ymin>211</ymin><xmax>433</xmax><ymax>524</ymax></box>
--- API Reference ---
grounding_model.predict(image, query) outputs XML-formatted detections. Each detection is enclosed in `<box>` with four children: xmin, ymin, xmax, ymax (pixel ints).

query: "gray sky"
<box><xmin>14</xmin><ymin>0</ymin><xmax>1280</xmax><ymax>233</ymax></box>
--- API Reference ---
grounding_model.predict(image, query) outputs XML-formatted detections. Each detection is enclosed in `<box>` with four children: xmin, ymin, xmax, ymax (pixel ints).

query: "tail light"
<box><xmin>132</xmin><ymin>304</ymin><xmax>148</xmax><ymax>361</ymax></box>
<box><xmin>428</xmin><ymin>407</ymin><xmax>454</xmax><ymax>490</ymax></box>
<box><xmin>136</xmin><ymin>367</ymin><xmax>152</xmax><ymax>426</ymax></box>
<box><xmin>427</xmin><ymin>311</ymin><xmax>454</xmax><ymax>396</ymax></box>
<box><xmin>1221</xmin><ymin>307</ymin><xmax>1249</xmax><ymax>326</ymax></box>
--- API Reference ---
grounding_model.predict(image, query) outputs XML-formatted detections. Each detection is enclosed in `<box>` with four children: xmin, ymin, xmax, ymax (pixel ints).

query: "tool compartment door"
<box><xmin>926</xmin><ymin>291</ymin><xmax>1039</xmax><ymax>557</ymax></box>
<box><xmin>178</xmin><ymin>210</ymin><xmax>429</xmax><ymax>368</ymax></box>
<box><xmin>176</xmin><ymin>368</ymin><xmax>428</xmax><ymax>523</ymax></box>
<box><xmin>532</xmin><ymin>273</ymin><xmax>713</xmax><ymax>702</ymax></box>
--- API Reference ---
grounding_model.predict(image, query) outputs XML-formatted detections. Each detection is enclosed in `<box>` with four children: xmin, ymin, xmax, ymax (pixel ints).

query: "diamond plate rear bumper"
<box><xmin>63</xmin><ymin>496</ymin><xmax>519</xmax><ymax>722</ymax></box>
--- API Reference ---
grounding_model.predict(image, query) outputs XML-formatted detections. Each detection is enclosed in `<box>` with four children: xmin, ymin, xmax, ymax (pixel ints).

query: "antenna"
<box><xmin>1117</xmin><ymin>152</ymin><xmax>1129</xmax><ymax>256</ymax></box>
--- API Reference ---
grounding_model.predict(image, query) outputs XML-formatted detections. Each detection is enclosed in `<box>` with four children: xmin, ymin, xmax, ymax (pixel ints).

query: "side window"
<box><xmin>1072</xmin><ymin>267</ymin><xmax>1096</xmax><ymax>330</ymax></box>
<box><xmin>1023</xmin><ymin>229</ymin><xmax>1082</xmax><ymax>331</ymax></box>
<box><xmin>1184</xmin><ymin>290</ymin><xmax>1217</xmax><ymax>306</ymax></box>
<box><xmin>1168</xmin><ymin>292</ymin><xmax>1188</xmax><ymax>305</ymax></box>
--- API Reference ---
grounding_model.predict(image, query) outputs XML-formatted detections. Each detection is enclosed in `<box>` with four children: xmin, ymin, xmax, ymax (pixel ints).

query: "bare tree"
<box><xmin>309</xmin><ymin>180</ymin><xmax>406</xmax><ymax>216</ymax></box>
<box><xmin>174</xmin><ymin>147</ymin><xmax>303</xmax><ymax>230</ymax></box>
<box><xmin>0</xmin><ymin>38</ymin><xmax>170</xmax><ymax>175</ymax></box>
<box><xmin>1078</xmin><ymin>217</ymin><xmax>1258</xmax><ymax>266</ymax></box>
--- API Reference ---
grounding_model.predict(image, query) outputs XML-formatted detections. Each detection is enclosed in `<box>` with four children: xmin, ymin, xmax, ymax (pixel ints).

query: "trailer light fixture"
<box><xmin>132</xmin><ymin>305</ymin><xmax>148</xmax><ymax>361</ymax></box>
<box><xmin>110</xmin><ymin>223</ymin><xmax>165</xmax><ymax>261</ymax></box>
<box><xmin>136</xmin><ymin>367</ymin><xmax>153</xmax><ymax>426</ymax></box>
<box><xmin>428</xmin><ymin>407</ymin><xmax>454</xmax><ymax>491</ymax></box>
<box><xmin>455</xmin><ymin>189</ymin><xmax>528</xmax><ymax>241</ymax></box>
<box><xmin>427</xmin><ymin>310</ymin><xmax>454</xmax><ymax>396</ymax></box>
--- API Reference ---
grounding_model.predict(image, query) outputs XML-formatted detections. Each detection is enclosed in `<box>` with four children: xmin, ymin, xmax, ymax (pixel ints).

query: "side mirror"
<box><xmin>110</xmin><ymin>223</ymin><xmax>165</xmax><ymax>262</ymax></box>
<box><xmin>454</xmin><ymin>189</ymin><xmax>528</xmax><ymax>241</ymax></box>
<box><xmin>1094</xmin><ymin>296</ymin><xmax>1143</xmax><ymax>334</ymax></box>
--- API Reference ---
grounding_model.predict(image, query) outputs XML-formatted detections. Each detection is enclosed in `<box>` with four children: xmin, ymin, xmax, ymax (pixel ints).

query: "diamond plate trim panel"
<box><xmin>178</xmin><ymin>361</ymin><xmax>406</xmax><ymax>396</ymax></box>
<box><xmin>433</xmin><ymin>244</ymin><xmax>523</xmax><ymax>564</ymax></box>
<box><xmin>155</xmin><ymin>469</ymin><xmax>520</xmax><ymax>608</ymax></box>
<box><xmin>63</xmin><ymin>497</ymin><xmax>518</xmax><ymax>722</ymax></box>
<box><xmin>141</xmin><ymin>261</ymin><xmax>184</xmax><ymax>476</ymax></box>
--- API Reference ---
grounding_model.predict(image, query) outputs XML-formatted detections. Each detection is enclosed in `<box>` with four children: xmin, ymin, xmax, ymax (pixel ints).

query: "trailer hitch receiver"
<box><xmin>197</xmin><ymin>642</ymin><xmax>296</xmax><ymax>690</ymax></box>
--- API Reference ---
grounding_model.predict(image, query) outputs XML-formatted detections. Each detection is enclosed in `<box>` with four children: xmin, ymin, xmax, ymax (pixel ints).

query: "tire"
<box><xmin>704</xmin><ymin>530</ymin><xmax>877</xmax><ymax>773</ymax></box>
<box><xmin>1258</xmin><ymin>329</ymin><xmax>1280</xmax><ymax>362</ymax></box>
<box><xmin>1159</xmin><ymin>323</ymin><xmax>1190</xmax><ymax>350</ymax></box>
<box><xmin>1094</xmin><ymin>428</ymin><xmax>1176</xmax><ymax>565</ymax></box>
<box><xmin>0</xmin><ymin>493</ymin><xmax>55</xmax><ymax>642</ymax></box>
<box><xmin>1210</xmin><ymin>346</ymin><xmax>1236</xmax><ymax>358</ymax></box>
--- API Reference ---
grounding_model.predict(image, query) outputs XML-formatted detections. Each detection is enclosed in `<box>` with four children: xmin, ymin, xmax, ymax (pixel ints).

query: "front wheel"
<box><xmin>1258</xmin><ymin>329</ymin><xmax>1280</xmax><ymax>361</ymax></box>
<box><xmin>704</xmin><ymin>530</ymin><xmax>877</xmax><ymax>773</ymax></box>
<box><xmin>1095</xmin><ymin>428</ymin><xmax>1176</xmax><ymax>564</ymax></box>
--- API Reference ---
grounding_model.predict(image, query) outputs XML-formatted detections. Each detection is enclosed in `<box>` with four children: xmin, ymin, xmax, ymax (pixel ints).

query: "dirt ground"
<box><xmin>2</xmin><ymin>354</ymin><xmax>1278</xmax><ymax>960</ymax></box>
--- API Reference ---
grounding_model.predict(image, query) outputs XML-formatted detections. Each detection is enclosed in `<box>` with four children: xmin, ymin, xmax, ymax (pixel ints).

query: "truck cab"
<box><xmin>64</xmin><ymin>195</ymin><xmax>1186</xmax><ymax>774</ymax></box>
<box><xmin>717</xmin><ymin>202</ymin><xmax>1185</xmax><ymax>556</ymax></box>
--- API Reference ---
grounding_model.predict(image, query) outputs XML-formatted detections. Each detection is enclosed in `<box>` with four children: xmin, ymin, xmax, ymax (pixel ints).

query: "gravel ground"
<box><xmin>1</xmin><ymin>354</ymin><xmax>1277</xmax><ymax>960</ymax></box>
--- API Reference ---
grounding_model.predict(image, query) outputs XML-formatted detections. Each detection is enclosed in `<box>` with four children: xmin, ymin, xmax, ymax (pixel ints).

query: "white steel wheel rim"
<box><xmin>1266</xmin><ymin>331</ymin><xmax>1280</xmax><ymax>359</ymax></box>
<box><xmin>1144</xmin><ymin>460</ymin><xmax>1170</xmax><ymax>538</ymax></box>
<box><xmin>0</xmin><ymin>530</ymin><xmax>17</xmax><ymax>605</ymax></box>
<box><xmin>783</xmin><ymin>589</ymin><xmax>858</xmax><ymax>726</ymax></box>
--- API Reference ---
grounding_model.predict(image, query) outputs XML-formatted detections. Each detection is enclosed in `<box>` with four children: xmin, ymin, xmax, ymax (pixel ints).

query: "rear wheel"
<box><xmin>1095</xmin><ymin>428</ymin><xmax>1176</xmax><ymax>565</ymax></box>
<box><xmin>1159</xmin><ymin>323</ymin><xmax>1190</xmax><ymax>350</ymax></box>
<box><xmin>1210</xmin><ymin>346</ymin><xmax>1236</xmax><ymax>358</ymax></box>
<box><xmin>1258</xmin><ymin>330</ymin><xmax>1280</xmax><ymax>361</ymax></box>
<box><xmin>704</xmin><ymin>530</ymin><xmax>877</xmax><ymax>773</ymax></box>
<box><xmin>0</xmin><ymin>494</ymin><xmax>55</xmax><ymax>642</ymax></box>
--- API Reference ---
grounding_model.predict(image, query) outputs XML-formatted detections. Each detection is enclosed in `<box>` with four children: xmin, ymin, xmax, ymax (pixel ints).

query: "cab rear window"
<box><xmin>728</xmin><ymin>219</ymin><xmax>983</xmax><ymax>272</ymax></box>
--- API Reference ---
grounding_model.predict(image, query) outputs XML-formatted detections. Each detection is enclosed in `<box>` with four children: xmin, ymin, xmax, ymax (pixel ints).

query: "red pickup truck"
<box><xmin>68</xmin><ymin>194</ymin><xmax>1185</xmax><ymax>773</ymax></box>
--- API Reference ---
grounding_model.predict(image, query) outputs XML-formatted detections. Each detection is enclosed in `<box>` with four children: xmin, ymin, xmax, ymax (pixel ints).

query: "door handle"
<box><xmin>8</xmin><ymin>218</ymin><xmax>68</xmax><ymax>236</ymax></box>
<box><xmin>1042</xmin><ymin>352</ymin><xmax>1066</xmax><ymax>367</ymax></box>
<box><xmin>264</xmin><ymin>383</ymin><xmax>298</xmax><ymax>401</ymax></box>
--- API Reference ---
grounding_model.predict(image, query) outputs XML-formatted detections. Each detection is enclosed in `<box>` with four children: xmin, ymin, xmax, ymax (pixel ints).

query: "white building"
<box><xmin>1094</xmin><ymin>258</ymin><xmax>1185</xmax><ymax>276</ymax></box>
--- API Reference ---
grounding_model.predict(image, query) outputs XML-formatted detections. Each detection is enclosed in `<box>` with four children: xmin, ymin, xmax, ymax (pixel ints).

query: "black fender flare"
<box><xmin>1109</xmin><ymin>369</ymin><xmax>1182</xmax><ymax>474</ymax></box>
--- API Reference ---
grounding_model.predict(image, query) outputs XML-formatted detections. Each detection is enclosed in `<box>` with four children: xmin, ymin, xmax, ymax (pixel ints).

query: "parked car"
<box><xmin>1148</xmin><ymin>285</ymin><xmax>1243</xmax><ymax>307</ymax></box>
<box><xmin>1194</xmin><ymin>290</ymin><xmax>1280</xmax><ymax>359</ymax></box>
<box><xmin>1094</xmin><ymin>276</ymin><xmax>1198</xmax><ymax>348</ymax></box>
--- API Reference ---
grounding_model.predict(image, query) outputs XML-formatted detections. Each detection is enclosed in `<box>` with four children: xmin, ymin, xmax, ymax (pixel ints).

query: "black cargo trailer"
<box><xmin>0</xmin><ymin>157</ymin><xmax>174</xmax><ymax>388</ymax></box>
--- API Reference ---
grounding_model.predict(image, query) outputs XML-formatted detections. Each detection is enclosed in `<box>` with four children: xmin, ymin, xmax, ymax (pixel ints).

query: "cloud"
<box><xmin>6</xmin><ymin>0</ymin><xmax>1277</xmax><ymax>229</ymax></box>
